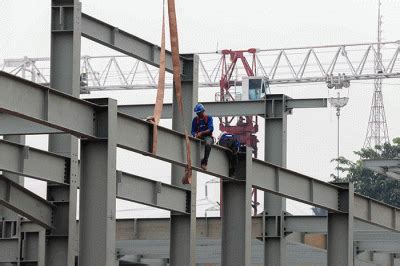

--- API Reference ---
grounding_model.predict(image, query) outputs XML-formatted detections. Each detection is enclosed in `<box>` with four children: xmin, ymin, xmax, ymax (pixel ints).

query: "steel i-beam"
<box><xmin>221</xmin><ymin>148</ymin><xmax>253</xmax><ymax>265</ymax></box>
<box><xmin>328</xmin><ymin>183</ymin><xmax>354</xmax><ymax>266</ymax></box>
<box><xmin>46</xmin><ymin>1</ymin><xmax>82</xmax><ymax>265</ymax></box>
<box><xmin>79</xmin><ymin>98</ymin><xmax>118</xmax><ymax>266</ymax></box>
<box><xmin>170</xmin><ymin>54</ymin><xmax>198</xmax><ymax>266</ymax></box>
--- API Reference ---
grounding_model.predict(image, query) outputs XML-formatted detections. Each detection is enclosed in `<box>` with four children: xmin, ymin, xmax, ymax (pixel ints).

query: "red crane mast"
<box><xmin>218</xmin><ymin>48</ymin><xmax>260</xmax><ymax>157</ymax></box>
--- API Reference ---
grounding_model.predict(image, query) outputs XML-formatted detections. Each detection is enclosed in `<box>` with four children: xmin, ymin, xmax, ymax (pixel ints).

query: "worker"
<box><xmin>191</xmin><ymin>103</ymin><xmax>214</xmax><ymax>170</ymax></box>
<box><xmin>218</xmin><ymin>132</ymin><xmax>240</xmax><ymax>177</ymax></box>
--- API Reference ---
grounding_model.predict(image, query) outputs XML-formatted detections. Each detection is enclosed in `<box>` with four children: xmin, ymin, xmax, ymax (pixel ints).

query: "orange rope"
<box><xmin>152</xmin><ymin>0</ymin><xmax>192</xmax><ymax>184</ymax></box>
<box><xmin>167</xmin><ymin>0</ymin><xmax>192</xmax><ymax>184</ymax></box>
<box><xmin>151</xmin><ymin>0</ymin><xmax>166</xmax><ymax>155</ymax></box>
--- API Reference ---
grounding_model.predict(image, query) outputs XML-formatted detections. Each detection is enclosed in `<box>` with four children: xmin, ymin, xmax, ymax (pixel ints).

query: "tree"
<box><xmin>331</xmin><ymin>138</ymin><xmax>400</xmax><ymax>208</ymax></box>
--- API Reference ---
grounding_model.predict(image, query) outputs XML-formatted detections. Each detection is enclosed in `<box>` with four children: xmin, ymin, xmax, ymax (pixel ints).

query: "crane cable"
<box><xmin>152</xmin><ymin>0</ymin><xmax>192</xmax><ymax>184</ymax></box>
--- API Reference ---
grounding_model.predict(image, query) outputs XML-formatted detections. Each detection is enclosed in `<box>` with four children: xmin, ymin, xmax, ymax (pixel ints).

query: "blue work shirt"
<box><xmin>191</xmin><ymin>115</ymin><xmax>214</xmax><ymax>137</ymax></box>
<box><xmin>219</xmin><ymin>133</ymin><xmax>240</xmax><ymax>151</ymax></box>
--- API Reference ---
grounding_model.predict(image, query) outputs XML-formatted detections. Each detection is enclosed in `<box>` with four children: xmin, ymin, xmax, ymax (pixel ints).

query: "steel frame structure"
<box><xmin>0</xmin><ymin>1</ymin><xmax>400</xmax><ymax>265</ymax></box>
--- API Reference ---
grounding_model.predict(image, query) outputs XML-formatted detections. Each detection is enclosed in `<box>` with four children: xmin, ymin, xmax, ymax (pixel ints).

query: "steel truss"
<box><xmin>0</xmin><ymin>1</ymin><xmax>399</xmax><ymax>265</ymax></box>
<box><xmin>3</xmin><ymin>41</ymin><xmax>400</xmax><ymax>92</ymax></box>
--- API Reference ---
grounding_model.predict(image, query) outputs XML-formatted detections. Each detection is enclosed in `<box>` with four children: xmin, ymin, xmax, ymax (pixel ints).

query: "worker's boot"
<box><xmin>201</xmin><ymin>159</ymin><xmax>208</xmax><ymax>171</ymax></box>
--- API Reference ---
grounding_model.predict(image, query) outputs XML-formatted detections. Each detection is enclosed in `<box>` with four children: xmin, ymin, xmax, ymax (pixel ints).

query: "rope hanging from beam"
<box><xmin>151</xmin><ymin>0</ymin><xmax>193</xmax><ymax>184</ymax></box>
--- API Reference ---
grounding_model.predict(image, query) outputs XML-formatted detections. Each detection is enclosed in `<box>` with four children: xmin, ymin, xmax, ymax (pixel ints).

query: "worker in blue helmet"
<box><xmin>218</xmin><ymin>132</ymin><xmax>240</xmax><ymax>177</ymax></box>
<box><xmin>191</xmin><ymin>103</ymin><xmax>214</xmax><ymax>170</ymax></box>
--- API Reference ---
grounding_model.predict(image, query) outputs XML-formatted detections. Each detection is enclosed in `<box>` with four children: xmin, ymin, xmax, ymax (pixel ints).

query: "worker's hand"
<box><xmin>195</xmin><ymin>132</ymin><xmax>201</xmax><ymax>138</ymax></box>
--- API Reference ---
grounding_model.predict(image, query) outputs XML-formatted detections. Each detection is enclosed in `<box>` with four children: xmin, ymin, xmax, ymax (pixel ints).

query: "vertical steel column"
<box><xmin>47</xmin><ymin>1</ymin><xmax>81</xmax><ymax>265</ymax></box>
<box><xmin>170</xmin><ymin>54</ymin><xmax>198</xmax><ymax>266</ymax></box>
<box><xmin>79</xmin><ymin>99</ymin><xmax>118</xmax><ymax>266</ymax></box>
<box><xmin>264</xmin><ymin>95</ymin><xmax>288</xmax><ymax>265</ymax></box>
<box><xmin>221</xmin><ymin>147</ymin><xmax>253</xmax><ymax>266</ymax></box>
<box><xmin>327</xmin><ymin>183</ymin><xmax>354</xmax><ymax>266</ymax></box>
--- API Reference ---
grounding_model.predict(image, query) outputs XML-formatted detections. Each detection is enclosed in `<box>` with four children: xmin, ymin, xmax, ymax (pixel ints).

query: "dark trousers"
<box><xmin>201</xmin><ymin>136</ymin><xmax>214</xmax><ymax>164</ymax></box>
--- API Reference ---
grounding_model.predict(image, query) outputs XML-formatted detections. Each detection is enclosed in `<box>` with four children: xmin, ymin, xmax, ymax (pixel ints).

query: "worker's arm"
<box><xmin>191</xmin><ymin>118</ymin><xmax>197</xmax><ymax>137</ymax></box>
<box><xmin>207</xmin><ymin>116</ymin><xmax>214</xmax><ymax>133</ymax></box>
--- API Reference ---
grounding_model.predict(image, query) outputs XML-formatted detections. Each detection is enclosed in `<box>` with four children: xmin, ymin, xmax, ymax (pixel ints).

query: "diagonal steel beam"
<box><xmin>0</xmin><ymin>175</ymin><xmax>54</xmax><ymax>229</ymax></box>
<box><xmin>0</xmin><ymin>71</ymin><xmax>98</xmax><ymax>138</ymax></box>
<box><xmin>116</xmin><ymin>171</ymin><xmax>190</xmax><ymax>214</ymax></box>
<box><xmin>81</xmin><ymin>13</ymin><xmax>181</xmax><ymax>73</ymax></box>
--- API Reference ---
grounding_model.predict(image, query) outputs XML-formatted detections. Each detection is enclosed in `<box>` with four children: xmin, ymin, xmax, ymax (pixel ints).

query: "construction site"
<box><xmin>0</xmin><ymin>0</ymin><xmax>400</xmax><ymax>265</ymax></box>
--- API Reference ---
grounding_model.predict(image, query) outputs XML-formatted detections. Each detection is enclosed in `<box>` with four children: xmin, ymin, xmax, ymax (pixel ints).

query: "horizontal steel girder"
<box><xmin>0</xmin><ymin>71</ymin><xmax>399</xmax><ymax>231</ymax></box>
<box><xmin>0</xmin><ymin>97</ymin><xmax>327</xmax><ymax>135</ymax></box>
<box><xmin>0</xmin><ymin>139</ymin><xmax>68</xmax><ymax>184</ymax></box>
<box><xmin>0</xmin><ymin>175</ymin><xmax>54</xmax><ymax>229</ymax></box>
<box><xmin>81</xmin><ymin>13</ymin><xmax>180</xmax><ymax>74</ymax></box>
<box><xmin>117</xmin><ymin>171</ymin><xmax>190</xmax><ymax>214</ymax></box>
<box><xmin>118</xmin><ymin>97</ymin><xmax>328</xmax><ymax>119</ymax></box>
<box><xmin>357</xmin><ymin>240</ymin><xmax>400</xmax><ymax>253</ymax></box>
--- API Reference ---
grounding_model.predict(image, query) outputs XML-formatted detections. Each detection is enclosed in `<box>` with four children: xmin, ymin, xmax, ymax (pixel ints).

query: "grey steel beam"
<box><xmin>0</xmin><ymin>96</ymin><xmax>327</xmax><ymax>136</ymax></box>
<box><xmin>117</xmin><ymin>113</ymin><xmax>230</xmax><ymax>177</ymax></box>
<box><xmin>0</xmin><ymin>71</ymin><xmax>97</xmax><ymax>138</ymax></box>
<box><xmin>0</xmin><ymin>139</ymin><xmax>69</xmax><ymax>184</ymax></box>
<box><xmin>47</xmin><ymin>1</ymin><xmax>82</xmax><ymax>265</ymax></box>
<box><xmin>354</xmin><ymin>232</ymin><xmax>400</xmax><ymax>241</ymax></box>
<box><xmin>0</xmin><ymin>176</ymin><xmax>54</xmax><ymax>229</ymax></box>
<box><xmin>264</xmin><ymin>94</ymin><xmax>288</xmax><ymax>265</ymax></box>
<box><xmin>81</xmin><ymin>13</ymin><xmax>180</xmax><ymax>73</ymax></box>
<box><xmin>284</xmin><ymin>215</ymin><xmax>327</xmax><ymax>233</ymax></box>
<box><xmin>117</xmin><ymin>97</ymin><xmax>327</xmax><ymax>119</ymax></box>
<box><xmin>221</xmin><ymin>148</ymin><xmax>253</xmax><ymax>266</ymax></box>
<box><xmin>116</xmin><ymin>171</ymin><xmax>190</xmax><ymax>214</ymax></box>
<box><xmin>285</xmin><ymin>98</ymin><xmax>328</xmax><ymax>109</ymax></box>
<box><xmin>0</xmin><ymin>113</ymin><xmax>61</xmax><ymax>135</ymax></box>
<box><xmin>79</xmin><ymin>98</ymin><xmax>118</xmax><ymax>266</ymax></box>
<box><xmin>328</xmin><ymin>183</ymin><xmax>354</xmax><ymax>266</ymax></box>
<box><xmin>252</xmin><ymin>159</ymin><xmax>340</xmax><ymax>211</ymax></box>
<box><xmin>118</xmin><ymin>103</ymin><xmax>173</xmax><ymax>120</ymax></box>
<box><xmin>357</xmin><ymin>241</ymin><xmax>400</xmax><ymax>253</ymax></box>
<box><xmin>362</xmin><ymin>159</ymin><xmax>400</xmax><ymax>180</ymax></box>
<box><xmin>353</xmin><ymin>195</ymin><xmax>400</xmax><ymax>232</ymax></box>
<box><xmin>170</xmin><ymin>54</ymin><xmax>198</xmax><ymax>266</ymax></box>
<box><xmin>278</xmin><ymin>215</ymin><xmax>398</xmax><ymax>234</ymax></box>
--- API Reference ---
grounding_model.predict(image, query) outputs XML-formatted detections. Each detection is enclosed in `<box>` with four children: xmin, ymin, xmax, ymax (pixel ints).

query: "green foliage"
<box><xmin>331</xmin><ymin>139</ymin><xmax>400</xmax><ymax>208</ymax></box>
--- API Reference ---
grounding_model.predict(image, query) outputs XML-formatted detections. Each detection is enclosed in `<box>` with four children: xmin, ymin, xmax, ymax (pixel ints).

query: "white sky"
<box><xmin>1</xmin><ymin>0</ymin><xmax>400</xmax><ymax>217</ymax></box>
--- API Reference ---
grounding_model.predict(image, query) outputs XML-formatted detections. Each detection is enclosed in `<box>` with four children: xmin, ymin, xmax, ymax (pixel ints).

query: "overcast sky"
<box><xmin>1</xmin><ymin>0</ymin><xmax>400</xmax><ymax>217</ymax></box>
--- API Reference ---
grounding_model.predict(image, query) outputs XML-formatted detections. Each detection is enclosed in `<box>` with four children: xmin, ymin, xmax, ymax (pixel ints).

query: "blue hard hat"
<box><xmin>194</xmin><ymin>103</ymin><xmax>205</xmax><ymax>113</ymax></box>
